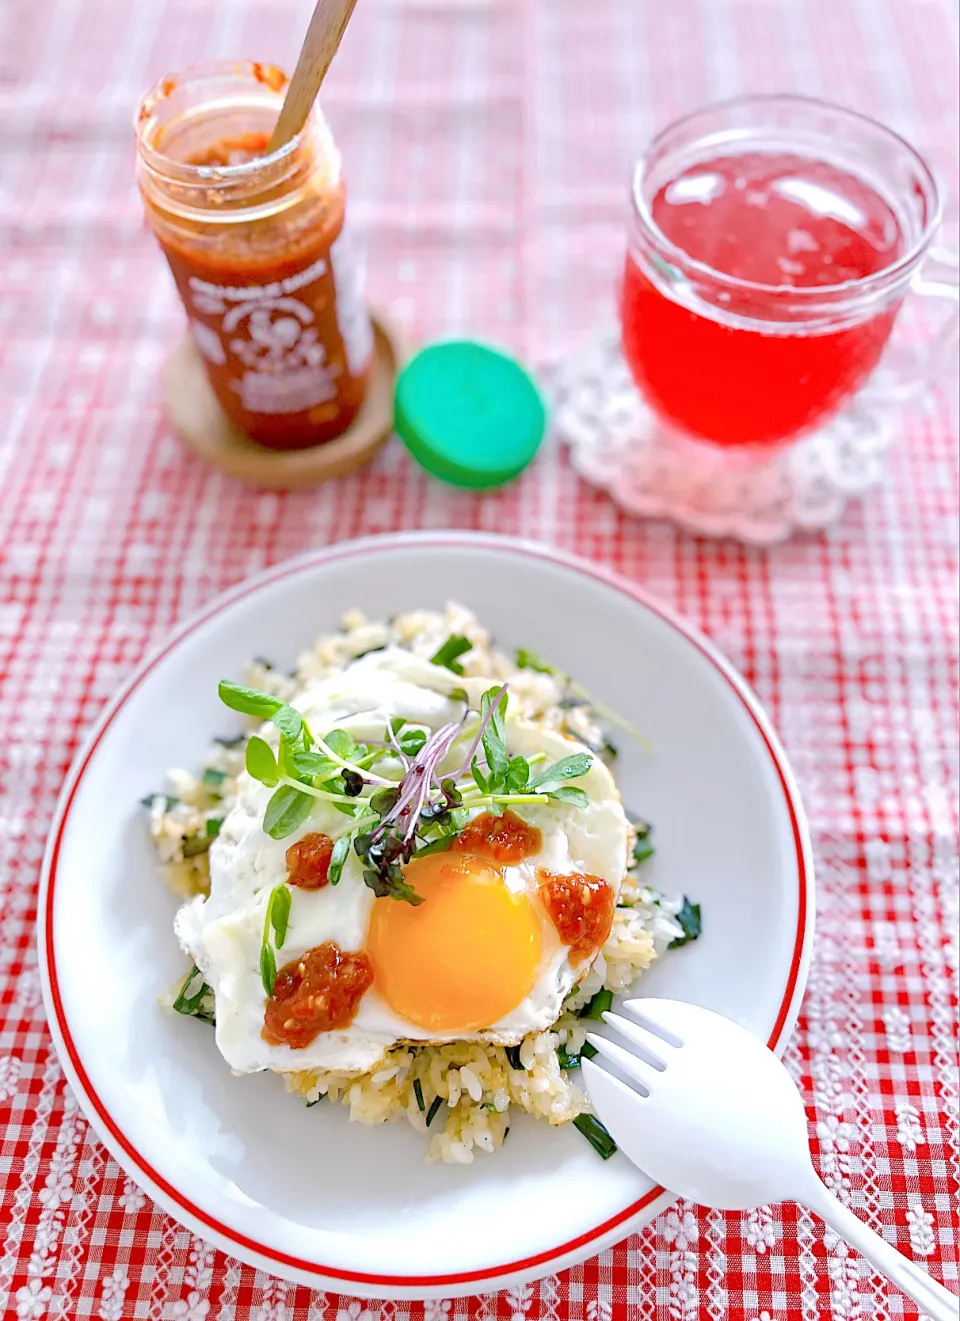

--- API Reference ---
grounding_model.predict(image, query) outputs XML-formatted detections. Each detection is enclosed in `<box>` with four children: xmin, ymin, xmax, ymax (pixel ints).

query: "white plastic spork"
<box><xmin>583</xmin><ymin>998</ymin><xmax>959</xmax><ymax>1320</ymax></box>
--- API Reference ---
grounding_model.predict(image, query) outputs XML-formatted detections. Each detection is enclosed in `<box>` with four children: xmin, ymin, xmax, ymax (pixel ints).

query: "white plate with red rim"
<box><xmin>39</xmin><ymin>532</ymin><xmax>814</xmax><ymax>1300</ymax></box>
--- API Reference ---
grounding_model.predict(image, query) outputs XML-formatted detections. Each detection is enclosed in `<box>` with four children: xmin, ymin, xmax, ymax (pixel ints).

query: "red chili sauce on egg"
<box><xmin>286</xmin><ymin>832</ymin><xmax>335</xmax><ymax>888</ymax></box>
<box><xmin>262</xmin><ymin>941</ymin><xmax>374</xmax><ymax>1049</ymax></box>
<box><xmin>451</xmin><ymin>810</ymin><xmax>542</xmax><ymax>863</ymax></box>
<box><xmin>537</xmin><ymin>870</ymin><xmax>615</xmax><ymax>964</ymax></box>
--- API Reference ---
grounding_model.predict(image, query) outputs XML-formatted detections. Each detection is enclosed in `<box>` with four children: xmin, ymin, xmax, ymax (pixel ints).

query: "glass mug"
<box><xmin>621</xmin><ymin>95</ymin><xmax>959</xmax><ymax>459</ymax></box>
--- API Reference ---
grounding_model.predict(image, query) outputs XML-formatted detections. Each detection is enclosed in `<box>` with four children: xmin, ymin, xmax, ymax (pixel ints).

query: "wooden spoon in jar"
<box><xmin>267</xmin><ymin>0</ymin><xmax>359</xmax><ymax>153</ymax></box>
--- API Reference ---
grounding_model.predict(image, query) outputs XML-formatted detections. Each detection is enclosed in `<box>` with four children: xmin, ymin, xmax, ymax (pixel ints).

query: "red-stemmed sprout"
<box><xmin>447</xmin><ymin>682</ymin><xmax>508</xmax><ymax>785</ymax></box>
<box><xmin>375</xmin><ymin>718</ymin><xmax>465</xmax><ymax>844</ymax></box>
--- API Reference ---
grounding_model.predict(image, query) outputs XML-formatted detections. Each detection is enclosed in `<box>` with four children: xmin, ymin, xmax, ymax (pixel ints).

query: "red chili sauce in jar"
<box><xmin>537</xmin><ymin>870</ymin><xmax>615</xmax><ymax>963</ymax></box>
<box><xmin>262</xmin><ymin>941</ymin><xmax>374</xmax><ymax>1049</ymax></box>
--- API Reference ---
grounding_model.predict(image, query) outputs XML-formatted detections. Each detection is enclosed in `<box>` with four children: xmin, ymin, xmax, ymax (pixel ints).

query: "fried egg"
<box><xmin>175</xmin><ymin>648</ymin><xmax>629</xmax><ymax>1075</ymax></box>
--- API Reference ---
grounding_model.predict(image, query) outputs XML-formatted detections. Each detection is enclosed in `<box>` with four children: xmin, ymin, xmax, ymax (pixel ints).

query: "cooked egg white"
<box><xmin>175</xmin><ymin>649</ymin><xmax>629</xmax><ymax>1075</ymax></box>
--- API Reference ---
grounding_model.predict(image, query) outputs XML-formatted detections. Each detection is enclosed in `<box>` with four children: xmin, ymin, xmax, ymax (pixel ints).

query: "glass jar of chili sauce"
<box><xmin>136</xmin><ymin>62</ymin><xmax>373</xmax><ymax>450</ymax></box>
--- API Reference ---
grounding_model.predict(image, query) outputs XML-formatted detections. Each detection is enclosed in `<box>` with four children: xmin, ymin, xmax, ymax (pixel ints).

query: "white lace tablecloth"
<box><xmin>0</xmin><ymin>0</ymin><xmax>957</xmax><ymax>1317</ymax></box>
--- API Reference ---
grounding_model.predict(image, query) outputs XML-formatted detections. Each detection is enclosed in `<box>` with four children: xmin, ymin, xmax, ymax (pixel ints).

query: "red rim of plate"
<box><xmin>39</xmin><ymin>532</ymin><xmax>813</xmax><ymax>1291</ymax></box>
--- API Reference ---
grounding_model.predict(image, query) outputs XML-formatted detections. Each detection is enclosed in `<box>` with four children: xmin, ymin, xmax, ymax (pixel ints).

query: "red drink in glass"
<box><xmin>621</xmin><ymin>98</ymin><xmax>943</xmax><ymax>454</ymax></box>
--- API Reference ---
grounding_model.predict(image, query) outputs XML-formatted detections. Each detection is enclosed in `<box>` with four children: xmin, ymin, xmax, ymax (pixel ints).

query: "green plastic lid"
<box><xmin>395</xmin><ymin>341</ymin><xmax>546</xmax><ymax>488</ymax></box>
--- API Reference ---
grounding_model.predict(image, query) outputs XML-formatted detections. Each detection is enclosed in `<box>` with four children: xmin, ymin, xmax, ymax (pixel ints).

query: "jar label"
<box><xmin>185</xmin><ymin>272</ymin><xmax>342</xmax><ymax>416</ymax></box>
<box><xmin>177</xmin><ymin>238</ymin><xmax>368</xmax><ymax>425</ymax></box>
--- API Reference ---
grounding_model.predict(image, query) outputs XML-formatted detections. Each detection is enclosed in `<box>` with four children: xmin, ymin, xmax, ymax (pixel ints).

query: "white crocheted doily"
<box><xmin>553</xmin><ymin>331</ymin><xmax>895</xmax><ymax>545</ymax></box>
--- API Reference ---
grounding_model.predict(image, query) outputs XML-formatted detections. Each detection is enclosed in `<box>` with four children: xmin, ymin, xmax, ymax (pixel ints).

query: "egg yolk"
<box><xmin>366</xmin><ymin>850</ymin><xmax>542</xmax><ymax>1033</ymax></box>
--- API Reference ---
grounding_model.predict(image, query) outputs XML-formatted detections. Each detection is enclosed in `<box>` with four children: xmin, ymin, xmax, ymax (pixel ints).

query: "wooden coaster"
<box><xmin>164</xmin><ymin>308</ymin><xmax>402</xmax><ymax>489</ymax></box>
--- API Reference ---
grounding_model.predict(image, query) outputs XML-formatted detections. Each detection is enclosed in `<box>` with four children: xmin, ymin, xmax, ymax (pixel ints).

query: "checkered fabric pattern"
<box><xmin>1</xmin><ymin>0</ymin><xmax>958</xmax><ymax>1316</ymax></box>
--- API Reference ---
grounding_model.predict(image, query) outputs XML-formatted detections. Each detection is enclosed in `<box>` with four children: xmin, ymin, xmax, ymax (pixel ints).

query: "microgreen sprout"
<box><xmin>327</xmin><ymin>834</ymin><xmax>351</xmax><ymax>885</ymax></box>
<box><xmin>260</xmin><ymin>883</ymin><xmax>292</xmax><ymax>995</ymax></box>
<box><xmin>217</xmin><ymin>677</ymin><xmax>595</xmax><ymax>904</ymax></box>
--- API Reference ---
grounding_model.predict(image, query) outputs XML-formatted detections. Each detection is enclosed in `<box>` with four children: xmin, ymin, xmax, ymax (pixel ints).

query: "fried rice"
<box><xmin>147</xmin><ymin>603</ymin><xmax>693</xmax><ymax>1162</ymax></box>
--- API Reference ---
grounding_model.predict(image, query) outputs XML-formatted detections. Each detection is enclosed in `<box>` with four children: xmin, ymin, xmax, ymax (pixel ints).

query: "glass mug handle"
<box><xmin>862</xmin><ymin>241</ymin><xmax>960</xmax><ymax>406</ymax></box>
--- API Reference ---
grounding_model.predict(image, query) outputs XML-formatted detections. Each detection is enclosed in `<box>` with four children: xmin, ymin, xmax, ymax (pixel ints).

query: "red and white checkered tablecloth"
<box><xmin>1</xmin><ymin>0</ymin><xmax>958</xmax><ymax>1316</ymax></box>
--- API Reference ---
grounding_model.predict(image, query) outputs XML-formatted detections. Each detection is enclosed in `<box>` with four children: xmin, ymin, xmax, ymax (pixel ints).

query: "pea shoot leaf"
<box><xmin>529</xmin><ymin>752</ymin><xmax>592</xmax><ymax>790</ymax></box>
<box><xmin>277</xmin><ymin>735</ymin><xmax>301</xmax><ymax>781</ymax></box>
<box><xmin>246</xmin><ymin>735</ymin><xmax>279</xmax><ymax>787</ymax></box>
<box><xmin>271</xmin><ymin>703</ymin><xmax>303</xmax><ymax>743</ymax></box>
<box><xmin>218</xmin><ymin>680</ymin><xmax>282</xmax><ymax>720</ymax></box>
<box><xmin>480</xmin><ymin>686</ymin><xmax>509</xmax><ymax>781</ymax></box>
<box><xmin>328</xmin><ymin>834</ymin><xmax>351</xmax><ymax>885</ymax></box>
<box><xmin>263</xmin><ymin>785</ymin><xmax>312</xmax><ymax>839</ymax></box>
<box><xmin>260</xmin><ymin>944</ymin><xmax>277</xmax><ymax>996</ymax></box>
<box><xmin>324</xmin><ymin>729</ymin><xmax>356</xmax><ymax>759</ymax></box>
<box><xmin>544</xmin><ymin>785</ymin><xmax>589</xmax><ymax>809</ymax></box>
<box><xmin>268</xmin><ymin>884</ymin><xmax>291</xmax><ymax>946</ymax></box>
<box><xmin>291</xmin><ymin>750</ymin><xmax>338</xmax><ymax>780</ymax></box>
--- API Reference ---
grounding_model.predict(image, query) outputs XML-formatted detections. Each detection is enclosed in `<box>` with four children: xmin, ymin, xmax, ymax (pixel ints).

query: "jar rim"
<box><xmin>135</xmin><ymin>59</ymin><xmax>308</xmax><ymax>189</ymax></box>
<box><xmin>631</xmin><ymin>92</ymin><xmax>942</xmax><ymax>302</ymax></box>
